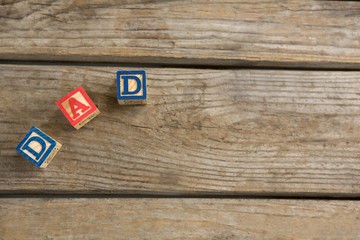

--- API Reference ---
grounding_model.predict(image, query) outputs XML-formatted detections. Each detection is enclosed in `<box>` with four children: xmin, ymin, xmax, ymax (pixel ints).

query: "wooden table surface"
<box><xmin>1</xmin><ymin>0</ymin><xmax>360</xmax><ymax>239</ymax></box>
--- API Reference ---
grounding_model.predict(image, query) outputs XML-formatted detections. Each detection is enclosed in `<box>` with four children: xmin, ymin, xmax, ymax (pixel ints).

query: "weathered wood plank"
<box><xmin>1</xmin><ymin>65</ymin><xmax>360</xmax><ymax>195</ymax></box>
<box><xmin>1</xmin><ymin>198</ymin><xmax>360</xmax><ymax>239</ymax></box>
<box><xmin>0</xmin><ymin>0</ymin><xmax>360</xmax><ymax>68</ymax></box>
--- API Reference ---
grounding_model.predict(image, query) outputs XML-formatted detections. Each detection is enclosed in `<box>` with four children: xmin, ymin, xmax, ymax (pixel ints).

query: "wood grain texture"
<box><xmin>1</xmin><ymin>198</ymin><xmax>360</xmax><ymax>239</ymax></box>
<box><xmin>1</xmin><ymin>0</ymin><xmax>360</xmax><ymax>68</ymax></box>
<box><xmin>2</xmin><ymin>64</ymin><xmax>360</xmax><ymax>195</ymax></box>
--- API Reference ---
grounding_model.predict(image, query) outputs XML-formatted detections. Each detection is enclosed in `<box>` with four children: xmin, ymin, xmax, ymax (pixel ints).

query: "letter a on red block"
<box><xmin>56</xmin><ymin>86</ymin><xmax>98</xmax><ymax>128</ymax></box>
<box><xmin>69</xmin><ymin>97</ymin><xmax>90</xmax><ymax>119</ymax></box>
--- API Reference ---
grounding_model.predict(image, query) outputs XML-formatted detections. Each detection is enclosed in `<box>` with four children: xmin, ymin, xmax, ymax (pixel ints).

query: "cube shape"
<box><xmin>16</xmin><ymin>126</ymin><xmax>62</xmax><ymax>168</ymax></box>
<box><xmin>56</xmin><ymin>86</ymin><xmax>100</xmax><ymax>129</ymax></box>
<box><xmin>117</xmin><ymin>70</ymin><xmax>147</xmax><ymax>105</ymax></box>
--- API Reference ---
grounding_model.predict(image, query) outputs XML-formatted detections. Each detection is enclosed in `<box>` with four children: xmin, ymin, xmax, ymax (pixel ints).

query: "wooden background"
<box><xmin>1</xmin><ymin>0</ymin><xmax>360</xmax><ymax>239</ymax></box>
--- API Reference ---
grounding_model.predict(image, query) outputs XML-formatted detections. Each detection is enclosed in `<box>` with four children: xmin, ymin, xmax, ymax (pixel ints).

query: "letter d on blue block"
<box><xmin>16</xmin><ymin>126</ymin><xmax>60</xmax><ymax>168</ymax></box>
<box><xmin>22</xmin><ymin>136</ymin><xmax>47</xmax><ymax>161</ymax></box>
<box><xmin>122</xmin><ymin>75</ymin><xmax>141</xmax><ymax>95</ymax></box>
<box><xmin>117</xmin><ymin>70</ymin><xmax>147</xmax><ymax>105</ymax></box>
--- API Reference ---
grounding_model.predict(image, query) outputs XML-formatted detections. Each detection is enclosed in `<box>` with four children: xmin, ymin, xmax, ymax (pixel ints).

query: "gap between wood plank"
<box><xmin>2</xmin><ymin>193</ymin><xmax>360</xmax><ymax>201</ymax></box>
<box><xmin>0</xmin><ymin>60</ymin><xmax>359</xmax><ymax>72</ymax></box>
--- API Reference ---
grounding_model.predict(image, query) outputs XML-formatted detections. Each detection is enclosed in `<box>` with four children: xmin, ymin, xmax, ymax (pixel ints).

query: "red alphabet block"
<box><xmin>56</xmin><ymin>86</ymin><xmax>100</xmax><ymax>129</ymax></box>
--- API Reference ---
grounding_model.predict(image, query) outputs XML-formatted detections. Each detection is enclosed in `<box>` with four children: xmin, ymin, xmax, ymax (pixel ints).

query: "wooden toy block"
<box><xmin>16</xmin><ymin>126</ymin><xmax>62</xmax><ymax>168</ymax></box>
<box><xmin>116</xmin><ymin>70</ymin><xmax>147</xmax><ymax>105</ymax></box>
<box><xmin>56</xmin><ymin>86</ymin><xmax>100</xmax><ymax>130</ymax></box>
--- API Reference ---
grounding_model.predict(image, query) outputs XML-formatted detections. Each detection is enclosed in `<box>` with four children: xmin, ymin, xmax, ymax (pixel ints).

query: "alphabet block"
<box><xmin>56</xmin><ymin>86</ymin><xmax>100</xmax><ymax>130</ymax></box>
<box><xmin>16</xmin><ymin>126</ymin><xmax>62</xmax><ymax>168</ymax></box>
<box><xmin>117</xmin><ymin>70</ymin><xmax>147</xmax><ymax>105</ymax></box>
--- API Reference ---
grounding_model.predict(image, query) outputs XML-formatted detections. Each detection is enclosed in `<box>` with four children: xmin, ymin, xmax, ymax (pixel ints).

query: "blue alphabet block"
<box><xmin>117</xmin><ymin>70</ymin><xmax>147</xmax><ymax>105</ymax></box>
<box><xmin>16</xmin><ymin>126</ymin><xmax>62</xmax><ymax>168</ymax></box>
